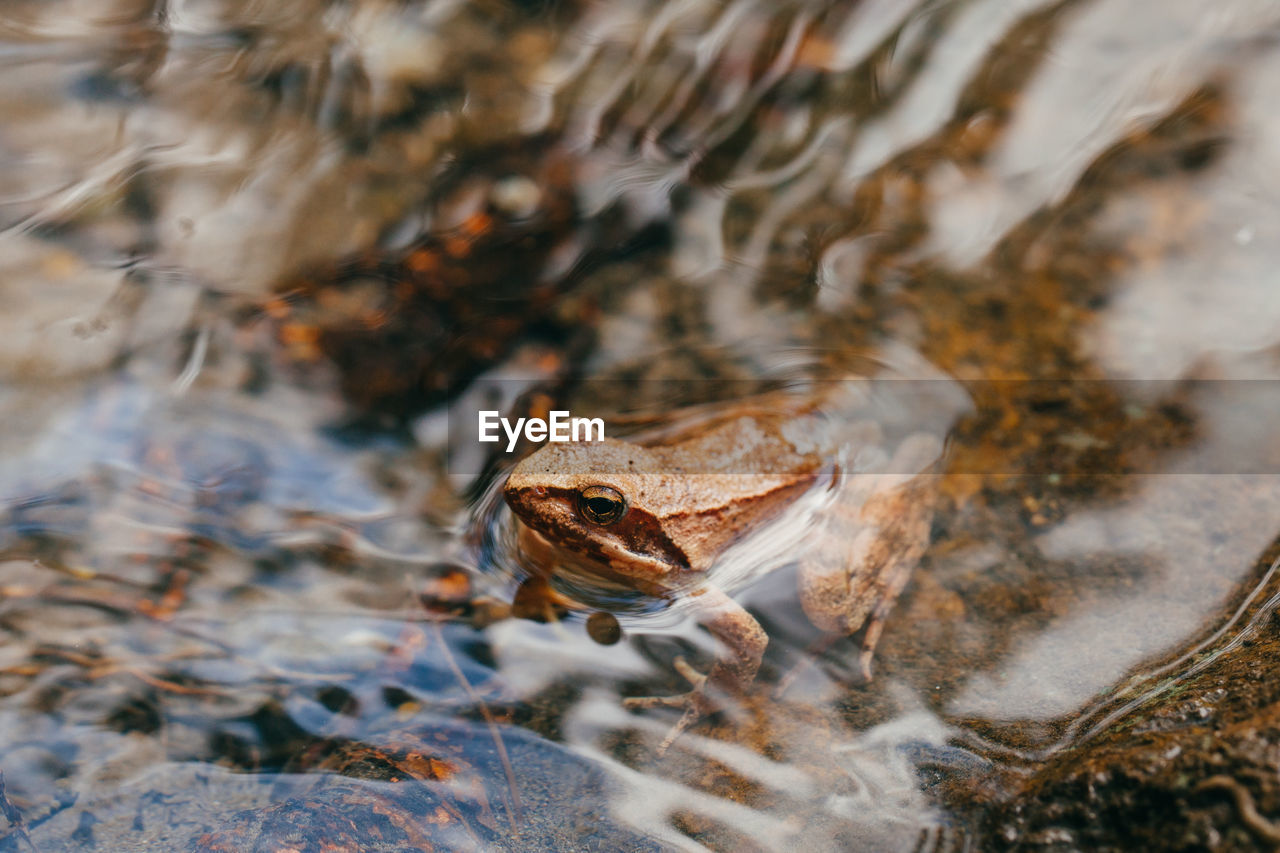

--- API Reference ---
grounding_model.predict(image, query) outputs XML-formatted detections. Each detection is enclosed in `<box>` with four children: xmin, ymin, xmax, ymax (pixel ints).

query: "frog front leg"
<box><xmin>623</xmin><ymin>584</ymin><xmax>767</xmax><ymax>753</ymax></box>
<box><xmin>511</xmin><ymin>521</ymin><xmax>592</xmax><ymax>622</ymax></box>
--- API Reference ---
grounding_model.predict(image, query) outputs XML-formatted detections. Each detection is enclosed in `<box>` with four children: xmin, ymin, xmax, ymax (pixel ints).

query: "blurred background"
<box><xmin>2</xmin><ymin>0</ymin><xmax>1280</xmax><ymax>849</ymax></box>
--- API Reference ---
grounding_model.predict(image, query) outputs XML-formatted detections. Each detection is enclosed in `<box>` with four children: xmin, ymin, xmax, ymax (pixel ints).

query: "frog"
<box><xmin>501</xmin><ymin>383</ymin><xmax>946</xmax><ymax>752</ymax></box>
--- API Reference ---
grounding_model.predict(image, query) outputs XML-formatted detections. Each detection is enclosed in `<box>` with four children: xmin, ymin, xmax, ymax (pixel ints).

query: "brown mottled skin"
<box><xmin>503</xmin><ymin>401</ymin><xmax>941</xmax><ymax>750</ymax></box>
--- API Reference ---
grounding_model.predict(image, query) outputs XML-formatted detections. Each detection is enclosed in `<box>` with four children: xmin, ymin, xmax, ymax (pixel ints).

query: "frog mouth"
<box><xmin>542</xmin><ymin>518</ymin><xmax>679</xmax><ymax>576</ymax></box>
<box><xmin>511</xmin><ymin>509</ymin><xmax>683</xmax><ymax>588</ymax></box>
<box><xmin>505</xmin><ymin>483</ymin><xmax>685</xmax><ymax>566</ymax></box>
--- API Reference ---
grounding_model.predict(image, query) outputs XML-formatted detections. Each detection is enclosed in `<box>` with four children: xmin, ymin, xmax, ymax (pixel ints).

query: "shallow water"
<box><xmin>3</xmin><ymin>0</ymin><xmax>1280</xmax><ymax>850</ymax></box>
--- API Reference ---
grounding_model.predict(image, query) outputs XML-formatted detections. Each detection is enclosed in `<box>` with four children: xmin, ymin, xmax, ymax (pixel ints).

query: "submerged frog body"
<box><xmin>502</xmin><ymin>384</ymin><xmax>947</xmax><ymax>750</ymax></box>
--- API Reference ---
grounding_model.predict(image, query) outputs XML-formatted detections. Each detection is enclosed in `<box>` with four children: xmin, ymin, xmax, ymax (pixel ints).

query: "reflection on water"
<box><xmin>2</xmin><ymin>0</ymin><xmax>1280</xmax><ymax>849</ymax></box>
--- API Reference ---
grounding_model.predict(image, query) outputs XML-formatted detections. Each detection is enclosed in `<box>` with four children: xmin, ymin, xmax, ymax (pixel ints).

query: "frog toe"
<box><xmin>621</xmin><ymin>691</ymin><xmax>709</xmax><ymax>754</ymax></box>
<box><xmin>622</xmin><ymin>657</ymin><xmax>719</xmax><ymax>753</ymax></box>
<box><xmin>622</xmin><ymin>658</ymin><xmax>713</xmax><ymax>713</ymax></box>
<box><xmin>622</xmin><ymin>693</ymin><xmax>689</xmax><ymax>710</ymax></box>
<box><xmin>671</xmin><ymin>654</ymin><xmax>709</xmax><ymax>688</ymax></box>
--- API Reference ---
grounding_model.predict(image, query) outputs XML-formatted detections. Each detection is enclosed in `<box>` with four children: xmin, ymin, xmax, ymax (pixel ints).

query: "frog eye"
<box><xmin>578</xmin><ymin>485</ymin><xmax>627</xmax><ymax>525</ymax></box>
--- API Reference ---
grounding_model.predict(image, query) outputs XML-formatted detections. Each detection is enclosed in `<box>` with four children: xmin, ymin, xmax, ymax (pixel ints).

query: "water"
<box><xmin>1</xmin><ymin>0</ymin><xmax>1279</xmax><ymax>849</ymax></box>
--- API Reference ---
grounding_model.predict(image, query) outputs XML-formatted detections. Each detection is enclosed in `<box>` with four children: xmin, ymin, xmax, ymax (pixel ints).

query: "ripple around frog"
<box><xmin>464</xmin><ymin>343</ymin><xmax>969</xmax><ymax>625</ymax></box>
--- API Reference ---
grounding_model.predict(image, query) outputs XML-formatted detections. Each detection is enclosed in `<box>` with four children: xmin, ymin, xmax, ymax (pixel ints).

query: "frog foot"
<box><xmin>511</xmin><ymin>575</ymin><xmax>581</xmax><ymax>624</ymax></box>
<box><xmin>622</xmin><ymin>656</ymin><xmax>716</xmax><ymax>754</ymax></box>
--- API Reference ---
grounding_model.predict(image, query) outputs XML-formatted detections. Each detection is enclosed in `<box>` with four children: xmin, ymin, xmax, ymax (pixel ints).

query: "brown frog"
<box><xmin>502</xmin><ymin>384</ymin><xmax>945</xmax><ymax>751</ymax></box>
